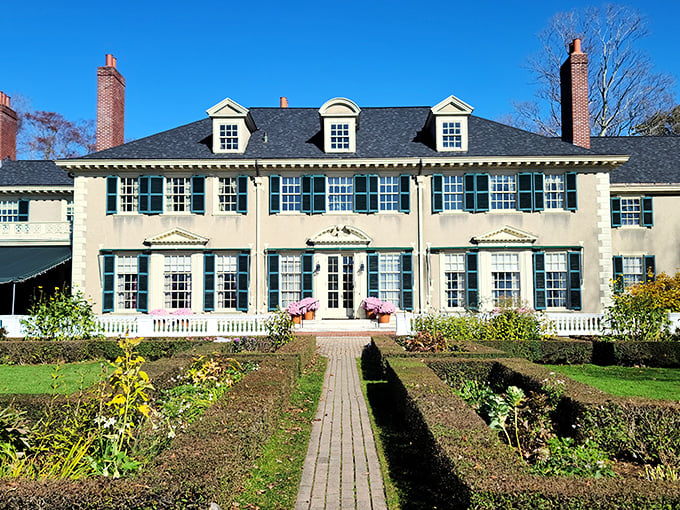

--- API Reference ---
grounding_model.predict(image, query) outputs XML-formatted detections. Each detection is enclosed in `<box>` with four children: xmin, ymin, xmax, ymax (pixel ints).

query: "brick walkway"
<box><xmin>295</xmin><ymin>336</ymin><xmax>388</xmax><ymax>510</ymax></box>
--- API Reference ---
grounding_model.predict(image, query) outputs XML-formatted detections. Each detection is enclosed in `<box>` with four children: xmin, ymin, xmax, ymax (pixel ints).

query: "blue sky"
<box><xmin>3</xmin><ymin>0</ymin><xmax>679</xmax><ymax>149</ymax></box>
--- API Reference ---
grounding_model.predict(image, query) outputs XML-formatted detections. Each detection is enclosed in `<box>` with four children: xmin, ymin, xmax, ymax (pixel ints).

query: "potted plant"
<box><xmin>286</xmin><ymin>301</ymin><xmax>303</xmax><ymax>324</ymax></box>
<box><xmin>378</xmin><ymin>301</ymin><xmax>395</xmax><ymax>323</ymax></box>
<box><xmin>299</xmin><ymin>297</ymin><xmax>319</xmax><ymax>320</ymax></box>
<box><xmin>361</xmin><ymin>297</ymin><xmax>382</xmax><ymax>319</ymax></box>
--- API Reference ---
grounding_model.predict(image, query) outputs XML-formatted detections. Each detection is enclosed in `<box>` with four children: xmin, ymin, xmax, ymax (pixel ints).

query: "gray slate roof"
<box><xmin>81</xmin><ymin>107</ymin><xmax>600</xmax><ymax>160</ymax></box>
<box><xmin>590</xmin><ymin>136</ymin><xmax>680</xmax><ymax>184</ymax></box>
<box><xmin>0</xmin><ymin>159</ymin><xmax>72</xmax><ymax>186</ymax></box>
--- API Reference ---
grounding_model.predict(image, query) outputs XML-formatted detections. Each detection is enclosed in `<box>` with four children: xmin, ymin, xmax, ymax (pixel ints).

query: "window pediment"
<box><xmin>207</xmin><ymin>97</ymin><xmax>256</xmax><ymax>154</ymax></box>
<box><xmin>319</xmin><ymin>98</ymin><xmax>360</xmax><ymax>153</ymax></box>
<box><xmin>427</xmin><ymin>95</ymin><xmax>473</xmax><ymax>153</ymax></box>
<box><xmin>472</xmin><ymin>226</ymin><xmax>537</xmax><ymax>246</ymax></box>
<box><xmin>144</xmin><ymin>227</ymin><xmax>209</xmax><ymax>249</ymax></box>
<box><xmin>307</xmin><ymin>224</ymin><xmax>372</xmax><ymax>247</ymax></box>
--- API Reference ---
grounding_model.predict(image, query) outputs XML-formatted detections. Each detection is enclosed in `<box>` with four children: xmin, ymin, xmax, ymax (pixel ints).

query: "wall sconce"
<box><xmin>315</xmin><ymin>262</ymin><xmax>321</xmax><ymax>273</ymax></box>
<box><xmin>359</xmin><ymin>262</ymin><xmax>365</xmax><ymax>272</ymax></box>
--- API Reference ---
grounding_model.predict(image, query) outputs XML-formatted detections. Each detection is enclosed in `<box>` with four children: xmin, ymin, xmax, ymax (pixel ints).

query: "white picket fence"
<box><xmin>0</xmin><ymin>314</ymin><xmax>272</xmax><ymax>338</ymax></box>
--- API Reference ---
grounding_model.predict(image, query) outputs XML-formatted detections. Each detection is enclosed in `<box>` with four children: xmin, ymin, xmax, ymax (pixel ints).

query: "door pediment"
<box><xmin>308</xmin><ymin>225</ymin><xmax>372</xmax><ymax>247</ymax></box>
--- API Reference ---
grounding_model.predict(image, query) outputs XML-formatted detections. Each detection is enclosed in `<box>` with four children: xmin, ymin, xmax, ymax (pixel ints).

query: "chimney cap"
<box><xmin>105</xmin><ymin>54</ymin><xmax>117</xmax><ymax>68</ymax></box>
<box><xmin>280</xmin><ymin>96</ymin><xmax>288</xmax><ymax>108</ymax></box>
<box><xmin>569</xmin><ymin>38</ymin><xmax>583</xmax><ymax>55</ymax></box>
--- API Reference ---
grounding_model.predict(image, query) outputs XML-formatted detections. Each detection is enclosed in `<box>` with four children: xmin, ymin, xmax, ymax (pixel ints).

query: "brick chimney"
<box><xmin>0</xmin><ymin>91</ymin><xmax>17</xmax><ymax>160</ymax></box>
<box><xmin>560</xmin><ymin>38</ymin><xmax>590</xmax><ymax>148</ymax></box>
<box><xmin>96</xmin><ymin>54</ymin><xmax>125</xmax><ymax>151</ymax></box>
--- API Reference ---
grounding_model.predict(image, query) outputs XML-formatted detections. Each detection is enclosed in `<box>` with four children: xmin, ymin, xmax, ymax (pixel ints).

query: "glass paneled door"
<box><xmin>325</xmin><ymin>254</ymin><xmax>355</xmax><ymax>318</ymax></box>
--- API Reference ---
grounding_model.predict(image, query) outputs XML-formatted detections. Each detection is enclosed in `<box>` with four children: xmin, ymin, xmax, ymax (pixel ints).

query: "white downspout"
<box><xmin>416</xmin><ymin>174</ymin><xmax>426</xmax><ymax>313</ymax></box>
<box><xmin>254</xmin><ymin>176</ymin><xmax>263</xmax><ymax>314</ymax></box>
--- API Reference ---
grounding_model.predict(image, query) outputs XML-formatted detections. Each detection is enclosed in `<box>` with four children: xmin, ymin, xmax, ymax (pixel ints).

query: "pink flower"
<box><xmin>361</xmin><ymin>297</ymin><xmax>382</xmax><ymax>312</ymax></box>
<box><xmin>299</xmin><ymin>297</ymin><xmax>320</xmax><ymax>312</ymax></box>
<box><xmin>286</xmin><ymin>301</ymin><xmax>303</xmax><ymax>316</ymax></box>
<box><xmin>150</xmin><ymin>309</ymin><xmax>169</xmax><ymax>316</ymax></box>
<box><xmin>172</xmin><ymin>308</ymin><xmax>193</xmax><ymax>315</ymax></box>
<box><xmin>378</xmin><ymin>301</ymin><xmax>395</xmax><ymax>314</ymax></box>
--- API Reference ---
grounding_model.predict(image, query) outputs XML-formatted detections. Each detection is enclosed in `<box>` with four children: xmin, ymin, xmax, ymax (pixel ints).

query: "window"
<box><xmin>491</xmin><ymin>253</ymin><xmax>520</xmax><ymax>305</ymax></box>
<box><xmin>118</xmin><ymin>177</ymin><xmax>138</xmax><ymax>213</ymax></box>
<box><xmin>545</xmin><ymin>253</ymin><xmax>567</xmax><ymax>307</ymax></box>
<box><xmin>165</xmin><ymin>177</ymin><xmax>191</xmax><ymax>213</ymax></box>
<box><xmin>442</xmin><ymin>121</ymin><xmax>462</xmax><ymax>148</ymax></box>
<box><xmin>219</xmin><ymin>124</ymin><xmax>238</xmax><ymax>150</ymax></box>
<box><xmin>443</xmin><ymin>253</ymin><xmax>466</xmax><ymax>307</ymax></box>
<box><xmin>611</xmin><ymin>196</ymin><xmax>652</xmax><ymax>227</ymax></box>
<box><xmin>379</xmin><ymin>176</ymin><xmax>399</xmax><ymax>211</ymax></box>
<box><xmin>116</xmin><ymin>256</ymin><xmax>138</xmax><ymax>310</ymax></box>
<box><xmin>621</xmin><ymin>256</ymin><xmax>644</xmax><ymax>288</ymax></box>
<box><xmin>379</xmin><ymin>253</ymin><xmax>401</xmax><ymax>306</ymax></box>
<box><xmin>164</xmin><ymin>255</ymin><xmax>192</xmax><ymax>309</ymax></box>
<box><xmin>327</xmin><ymin>177</ymin><xmax>353</xmax><ymax>212</ymax></box>
<box><xmin>330</xmin><ymin>123</ymin><xmax>350</xmax><ymax>150</ymax></box>
<box><xmin>442</xmin><ymin>175</ymin><xmax>464</xmax><ymax>210</ymax></box>
<box><xmin>280</xmin><ymin>255</ymin><xmax>301</xmax><ymax>308</ymax></box>
<box><xmin>281</xmin><ymin>177</ymin><xmax>301</xmax><ymax>212</ymax></box>
<box><xmin>490</xmin><ymin>175</ymin><xmax>516</xmax><ymax>210</ymax></box>
<box><xmin>544</xmin><ymin>174</ymin><xmax>564</xmax><ymax>209</ymax></box>
<box><xmin>66</xmin><ymin>201</ymin><xmax>74</xmax><ymax>223</ymax></box>
<box><xmin>0</xmin><ymin>201</ymin><xmax>19</xmax><ymax>222</ymax></box>
<box><xmin>218</xmin><ymin>177</ymin><xmax>237</xmax><ymax>212</ymax></box>
<box><xmin>621</xmin><ymin>198</ymin><xmax>641</xmax><ymax>226</ymax></box>
<box><xmin>216</xmin><ymin>255</ymin><xmax>238</xmax><ymax>309</ymax></box>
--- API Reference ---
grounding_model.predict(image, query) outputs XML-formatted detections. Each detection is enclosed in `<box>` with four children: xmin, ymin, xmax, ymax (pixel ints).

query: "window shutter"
<box><xmin>137</xmin><ymin>254</ymin><xmax>149</xmax><ymax>312</ymax></box>
<box><xmin>267</xmin><ymin>253</ymin><xmax>279</xmax><ymax>311</ymax></box>
<box><xmin>533</xmin><ymin>173</ymin><xmax>544</xmax><ymax>211</ymax></box>
<box><xmin>568</xmin><ymin>251</ymin><xmax>582</xmax><ymax>310</ymax></box>
<box><xmin>102</xmin><ymin>254</ymin><xmax>115</xmax><ymax>313</ymax></box>
<box><xmin>533</xmin><ymin>252</ymin><xmax>546</xmax><ymax>310</ymax></box>
<box><xmin>302</xmin><ymin>253</ymin><xmax>314</xmax><ymax>298</ymax></box>
<box><xmin>565</xmin><ymin>172</ymin><xmax>577</xmax><ymax>211</ymax></box>
<box><xmin>464</xmin><ymin>174</ymin><xmax>476</xmax><ymax>211</ymax></box>
<box><xmin>313</xmin><ymin>175</ymin><xmax>326</xmax><ymax>213</ymax></box>
<box><xmin>17</xmin><ymin>200</ymin><xmax>29</xmax><ymax>222</ymax></box>
<box><xmin>269</xmin><ymin>175</ymin><xmax>281</xmax><ymax>214</ymax></box>
<box><xmin>150</xmin><ymin>176</ymin><xmax>164</xmax><ymax>213</ymax></box>
<box><xmin>138</xmin><ymin>176</ymin><xmax>149</xmax><ymax>213</ymax></box>
<box><xmin>353</xmin><ymin>174</ymin><xmax>368</xmax><ymax>213</ymax></box>
<box><xmin>106</xmin><ymin>176</ymin><xmax>118</xmax><ymax>215</ymax></box>
<box><xmin>367</xmin><ymin>253</ymin><xmax>379</xmax><ymax>298</ymax></box>
<box><xmin>611</xmin><ymin>197</ymin><xmax>622</xmax><ymax>227</ymax></box>
<box><xmin>432</xmin><ymin>174</ymin><xmax>443</xmax><ymax>213</ymax></box>
<box><xmin>237</xmin><ymin>252</ymin><xmax>249</xmax><ymax>311</ymax></box>
<box><xmin>465</xmin><ymin>252</ymin><xmax>478</xmax><ymax>310</ymax></box>
<box><xmin>399</xmin><ymin>174</ymin><xmax>410</xmax><ymax>213</ymax></box>
<box><xmin>612</xmin><ymin>255</ymin><xmax>624</xmax><ymax>293</ymax></box>
<box><xmin>203</xmin><ymin>253</ymin><xmax>215</xmax><ymax>311</ymax></box>
<box><xmin>643</xmin><ymin>255</ymin><xmax>656</xmax><ymax>283</ymax></box>
<box><xmin>301</xmin><ymin>175</ymin><xmax>312</xmax><ymax>213</ymax></box>
<box><xmin>642</xmin><ymin>197</ymin><xmax>653</xmax><ymax>227</ymax></box>
<box><xmin>517</xmin><ymin>172</ymin><xmax>533</xmax><ymax>211</ymax></box>
<box><xmin>476</xmin><ymin>174</ymin><xmax>489</xmax><ymax>212</ymax></box>
<box><xmin>401</xmin><ymin>252</ymin><xmax>413</xmax><ymax>310</ymax></box>
<box><xmin>237</xmin><ymin>175</ymin><xmax>248</xmax><ymax>214</ymax></box>
<box><xmin>368</xmin><ymin>175</ymin><xmax>379</xmax><ymax>213</ymax></box>
<box><xmin>191</xmin><ymin>176</ymin><xmax>205</xmax><ymax>214</ymax></box>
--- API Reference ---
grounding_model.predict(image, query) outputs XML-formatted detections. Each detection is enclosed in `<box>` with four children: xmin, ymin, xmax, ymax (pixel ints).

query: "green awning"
<box><xmin>0</xmin><ymin>246</ymin><xmax>71</xmax><ymax>284</ymax></box>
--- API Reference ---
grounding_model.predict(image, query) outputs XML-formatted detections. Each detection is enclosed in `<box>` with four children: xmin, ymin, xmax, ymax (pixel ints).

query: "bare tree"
<box><xmin>514</xmin><ymin>4</ymin><xmax>675</xmax><ymax>136</ymax></box>
<box><xmin>635</xmin><ymin>105</ymin><xmax>680</xmax><ymax>135</ymax></box>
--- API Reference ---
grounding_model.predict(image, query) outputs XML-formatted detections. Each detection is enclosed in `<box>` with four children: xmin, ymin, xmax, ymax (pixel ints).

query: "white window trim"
<box><xmin>439</xmin><ymin>252</ymin><xmax>467</xmax><ymax>311</ymax></box>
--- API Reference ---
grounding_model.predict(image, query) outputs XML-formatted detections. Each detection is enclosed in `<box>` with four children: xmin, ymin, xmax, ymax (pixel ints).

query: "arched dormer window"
<box><xmin>318</xmin><ymin>98</ymin><xmax>361</xmax><ymax>153</ymax></box>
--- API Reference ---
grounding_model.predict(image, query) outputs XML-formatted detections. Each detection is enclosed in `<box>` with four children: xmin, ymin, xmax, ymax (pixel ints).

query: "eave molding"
<box><xmin>611</xmin><ymin>183</ymin><xmax>680</xmax><ymax>194</ymax></box>
<box><xmin>0</xmin><ymin>186</ymin><xmax>73</xmax><ymax>194</ymax></box>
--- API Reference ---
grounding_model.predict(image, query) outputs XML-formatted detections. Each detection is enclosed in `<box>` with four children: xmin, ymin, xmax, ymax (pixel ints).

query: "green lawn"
<box><xmin>543</xmin><ymin>364</ymin><xmax>680</xmax><ymax>401</ymax></box>
<box><xmin>0</xmin><ymin>361</ymin><xmax>105</xmax><ymax>394</ymax></box>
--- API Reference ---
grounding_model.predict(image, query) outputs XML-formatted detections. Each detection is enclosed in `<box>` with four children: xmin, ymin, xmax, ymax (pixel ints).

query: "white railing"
<box><xmin>0</xmin><ymin>221</ymin><xmax>71</xmax><ymax>242</ymax></box>
<box><xmin>0</xmin><ymin>314</ymin><xmax>272</xmax><ymax>338</ymax></box>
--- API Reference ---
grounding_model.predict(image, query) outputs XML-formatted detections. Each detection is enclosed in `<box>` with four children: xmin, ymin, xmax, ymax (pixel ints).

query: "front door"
<box><xmin>323</xmin><ymin>254</ymin><xmax>355</xmax><ymax>318</ymax></box>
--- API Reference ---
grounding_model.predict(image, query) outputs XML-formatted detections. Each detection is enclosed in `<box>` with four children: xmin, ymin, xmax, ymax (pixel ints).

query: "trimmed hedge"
<box><xmin>373</xmin><ymin>336</ymin><xmax>680</xmax><ymax>509</ymax></box>
<box><xmin>592</xmin><ymin>340</ymin><xmax>680</xmax><ymax>367</ymax></box>
<box><xmin>0</xmin><ymin>336</ymin><xmax>316</xmax><ymax>509</ymax></box>
<box><xmin>474</xmin><ymin>338</ymin><xmax>592</xmax><ymax>364</ymax></box>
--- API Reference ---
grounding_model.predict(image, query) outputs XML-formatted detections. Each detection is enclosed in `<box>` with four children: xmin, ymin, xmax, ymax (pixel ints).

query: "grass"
<box><xmin>543</xmin><ymin>364</ymin><xmax>680</xmax><ymax>400</ymax></box>
<box><xmin>0</xmin><ymin>361</ymin><xmax>104</xmax><ymax>394</ymax></box>
<box><xmin>233</xmin><ymin>354</ymin><xmax>327</xmax><ymax>509</ymax></box>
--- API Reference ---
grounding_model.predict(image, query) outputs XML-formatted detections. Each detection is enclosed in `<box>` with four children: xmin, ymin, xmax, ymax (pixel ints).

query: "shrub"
<box><xmin>413</xmin><ymin>313</ymin><xmax>485</xmax><ymax>344</ymax></box>
<box><xmin>603</xmin><ymin>289</ymin><xmax>672</xmax><ymax>342</ymax></box>
<box><xmin>265</xmin><ymin>308</ymin><xmax>294</xmax><ymax>348</ymax></box>
<box><xmin>483</xmin><ymin>305</ymin><xmax>547</xmax><ymax>342</ymax></box>
<box><xmin>627</xmin><ymin>271</ymin><xmax>680</xmax><ymax>312</ymax></box>
<box><xmin>21</xmin><ymin>287</ymin><xmax>100</xmax><ymax>341</ymax></box>
<box><xmin>532</xmin><ymin>437</ymin><xmax>616</xmax><ymax>478</ymax></box>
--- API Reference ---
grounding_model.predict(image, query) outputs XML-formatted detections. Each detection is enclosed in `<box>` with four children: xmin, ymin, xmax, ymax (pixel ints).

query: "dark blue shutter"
<box><xmin>476</xmin><ymin>174</ymin><xmax>489</xmax><ymax>212</ymax></box>
<box><xmin>432</xmin><ymin>174</ymin><xmax>443</xmax><ymax>213</ymax></box>
<box><xmin>139</xmin><ymin>176</ymin><xmax>163</xmax><ymax>214</ymax></box>
<box><xmin>565</xmin><ymin>172</ymin><xmax>577</xmax><ymax>211</ymax></box>
<box><xmin>237</xmin><ymin>252</ymin><xmax>249</xmax><ymax>311</ymax></box>
<box><xmin>237</xmin><ymin>176</ymin><xmax>248</xmax><ymax>214</ymax></box>
<box><xmin>533</xmin><ymin>252</ymin><xmax>546</xmax><ymax>310</ymax></box>
<box><xmin>102</xmin><ymin>254</ymin><xmax>115</xmax><ymax>313</ymax></box>
<box><xmin>302</xmin><ymin>253</ymin><xmax>314</xmax><ymax>298</ymax></box>
<box><xmin>267</xmin><ymin>253</ymin><xmax>279</xmax><ymax>311</ymax></box>
<box><xmin>401</xmin><ymin>252</ymin><xmax>413</xmax><ymax>310</ymax></box>
<box><xmin>354</xmin><ymin>175</ymin><xmax>368</xmax><ymax>213</ymax></box>
<box><xmin>612</xmin><ymin>255</ymin><xmax>624</xmax><ymax>293</ymax></box>
<box><xmin>269</xmin><ymin>175</ymin><xmax>281</xmax><ymax>214</ymax></box>
<box><xmin>191</xmin><ymin>176</ymin><xmax>205</xmax><ymax>214</ymax></box>
<box><xmin>568</xmin><ymin>251</ymin><xmax>582</xmax><ymax>310</ymax></box>
<box><xmin>368</xmin><ymin>175</ymin><xmax>379</xmax><ymax>213</ymax></box>
<box><xmin>611</xmin><ymin>197</ymin><xmax>622</xmax><ymax>227</ymax></box>
<box><xmin>313</xmin><ymin>175</ymin><xmax>326</xmax><ymax>213</ymax></box>
<box><xmin>367</xmin><ymin>253</ymin><xmax>379</xmax><ymax>298</ymax></box>
<box><xmin>106</xmin><ymin>176</ymin><xmax>118</xmax><ymax>215</ymax></box>
<box><xmin>204</xmin><ymin>253</ymin><xmax>215</xmax><ymax>312</ymax></box>
<box><xmin>301</xmin><ymin>175</ymin><xmax>312</xmax><ymax>213</ymax></box>
<box><xmin>17</xmin><ymin>200</ymin><xmax>29</xmax><ymax>221</ymax></box>
<box><xmin>137</xmin><ymin>254</ymin><xmax>149</xmax><ymax>312</ymax></box>
<box><xmin>644</xmin><ymin>255</ymin><xmax>656</xmax><ymax>283</ymax></box>
<box><xmin>642</xmin><ymin>197</ymin><xmax>653</xmax><ymax>227</ymax></box>
<box><xmin>138</xmin><ymin>176</ymin><xmax>149</xmax><ymax>213</ymax></box>
<box><xmin>465</xmin><ymin>252</ymin><xmax>479</xmax><ymax>310</ymax></box>
<box><xmin>464</xmin><ymin>174</ymin><xmax>476</xmax><ymax>211</ymax></box>
<box><xmin>533</xmin><ymin>173</ymin><xmax>544</xmax><ymax>211</ymax></box>
<box><xmin>517</xmin><ymin>172</ymin><xmax>533</xmax><ymax>211</ymax></box>
<box><xmin>399</xmin><ymin>175</ymin><xmax>410</xmax><ymax>213</ymax></box>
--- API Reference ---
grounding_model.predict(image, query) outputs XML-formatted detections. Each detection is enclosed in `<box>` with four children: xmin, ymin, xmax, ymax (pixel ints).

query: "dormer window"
<box><xmin>207</xmin><ymin>98</ymin><xmax>256</xmax><ymax>154</ymax></box>
<box><xmin>319</xmin><ymin>98</ymin><xmax>360</xmax><ymax>153</ymax></box>
<box><xmin>426</xmin><ymin>95</ymin><xmax>473</xmax><ymax>152</ymax></box>
<box><xmin>442</xmin><ymin>121</ymin><xmax>462</xmax><ymax>149</ymax></box>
